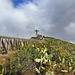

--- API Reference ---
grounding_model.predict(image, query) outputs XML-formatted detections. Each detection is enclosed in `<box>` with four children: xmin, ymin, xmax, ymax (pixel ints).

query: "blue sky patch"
<box><xmin>12</xmin><ymin>0</ymin><xmax>34</xmax><ymax>7</ymax></box>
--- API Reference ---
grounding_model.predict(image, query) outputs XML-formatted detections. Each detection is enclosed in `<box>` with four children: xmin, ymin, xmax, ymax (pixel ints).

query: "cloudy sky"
<box><xmin>0</xmin><ymin>0</ymin><xmax>75</xmax><ymax>43</ymax></box>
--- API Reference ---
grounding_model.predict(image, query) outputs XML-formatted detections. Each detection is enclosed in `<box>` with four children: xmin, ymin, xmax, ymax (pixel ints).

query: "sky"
<box><xmin>0</xmin><ymin>0</ymin><xmax>75</xmax><ymax>44</ymax></box>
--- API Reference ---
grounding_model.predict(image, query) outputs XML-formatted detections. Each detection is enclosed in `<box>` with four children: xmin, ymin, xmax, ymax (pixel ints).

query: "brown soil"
<box><xmin>22</xmin><ymin>70</ymin><xmax>36</xmax><ymax>75</ymax></box>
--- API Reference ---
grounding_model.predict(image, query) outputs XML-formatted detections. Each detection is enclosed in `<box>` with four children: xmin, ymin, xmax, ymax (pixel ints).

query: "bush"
<box><xmin>9</xmin><ymin>43</ymin><xmax>40</xmax><ymax>75</ymax></box>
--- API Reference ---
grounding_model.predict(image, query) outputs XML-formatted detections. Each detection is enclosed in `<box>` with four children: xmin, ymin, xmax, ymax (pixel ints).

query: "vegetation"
<box><xmin>34</xmin><ymin>37</ymin><xmax>75</xmax><ymax>75</ymax></box>
<box><xmin>0</xmin><ymin>37</ymin><xmax>75</xmax><ymax>75</ymax></box>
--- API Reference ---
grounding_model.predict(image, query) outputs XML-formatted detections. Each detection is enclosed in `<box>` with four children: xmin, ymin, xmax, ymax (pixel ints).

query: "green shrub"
<box><xmin>9</xmin><ymin>43</ymin><xmax>40</xmax><ymax>75</ymax></box>
<box><xmin>10</xmin><ymin>43</ymin><xmax>32</xmax><ymax>74</ymax></box>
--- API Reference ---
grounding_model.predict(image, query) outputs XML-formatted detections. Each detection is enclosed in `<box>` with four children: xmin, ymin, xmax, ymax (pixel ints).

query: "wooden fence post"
<box><xmin>2</xmin><ymin>38</ymin><xmax>7</xmax><ymax>53</ymax></box>
<box><xmin>13</xmin><ymin>39</ymin><xmax>16</xmax><ymax>50</ymax></box>
<box><xmin>7</xmin><ymin>39</ymin><xmax>11</xmax><ymax>51</ymax></box>
<box><xmin>5</xmin><ymin>39</ymin><xmax>9</xmax><ymax>52</ymax></box>
<box><xmin>10</xmin><ymin>39</ymin><xmax>14</xmax><ymax>50</ymax></box>
<box><xmin>0</xmin><ymin>38</ymin><xmax>1</xmax><ymax>50</ymax></box>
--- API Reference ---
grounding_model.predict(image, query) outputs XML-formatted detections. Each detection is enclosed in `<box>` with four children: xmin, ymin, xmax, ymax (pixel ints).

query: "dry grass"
<box><xmin>22</xmin><ymin>70</ymin><xmax>35</xmax><ymax>75</ymax></box>
<box><xmin>0</xmin><ymin>51</ymin><xmax>15</xmax><ymax>68</ymax></box>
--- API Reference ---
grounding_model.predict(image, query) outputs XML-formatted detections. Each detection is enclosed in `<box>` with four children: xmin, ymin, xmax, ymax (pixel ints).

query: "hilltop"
<box><xmin>32</xmin><ymin>36</ymin><xmax>75</xmax><ymax>59</ymax></box>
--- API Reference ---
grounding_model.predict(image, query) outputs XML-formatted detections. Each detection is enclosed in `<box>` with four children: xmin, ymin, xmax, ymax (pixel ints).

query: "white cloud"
<box><xmin>65</xmin><ymin>23</ymin><xmax>75</xmax><ymax>36</ymax></box>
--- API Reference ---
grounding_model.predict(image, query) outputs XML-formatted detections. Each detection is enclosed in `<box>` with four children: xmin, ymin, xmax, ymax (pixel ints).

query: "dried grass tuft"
<box><xmin>0</xmin><ymin>51</ymin><xmax>16</xmax><ymax>67</ymax></box>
